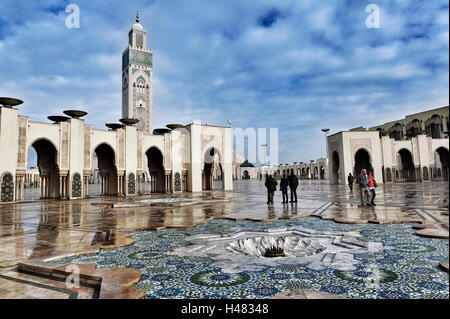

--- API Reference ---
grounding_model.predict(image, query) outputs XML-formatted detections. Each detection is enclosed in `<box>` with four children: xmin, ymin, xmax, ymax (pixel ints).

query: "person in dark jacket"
<box><xmin>356</xmin><ymin>169</ymin><xmax>370</xmax><ymax>206</ymax></box>
<box><xmin>280</xmin><ymin>174</ymin><xmax>289</xmax><ymax>203</ymax></box>
<box><xmin>288</xmin><ymin>170</ymin><xmax>299</xmax><ymax>202</ymax></box>
<box><xmin>348</xmin><ymin>173</ymin><xmax>355</xmax><ymax>191</ymax></box>
<box><xmin>264</xmin><ymin>175</ymin><xmax>278</xmax><ymax>204</ymax></box>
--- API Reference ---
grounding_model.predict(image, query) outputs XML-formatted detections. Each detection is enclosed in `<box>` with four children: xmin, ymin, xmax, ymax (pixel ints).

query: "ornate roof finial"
<box><xmin>136</xmin><ymin>12</ymin><xmax>140</xmax><ymax>23</ymax></box>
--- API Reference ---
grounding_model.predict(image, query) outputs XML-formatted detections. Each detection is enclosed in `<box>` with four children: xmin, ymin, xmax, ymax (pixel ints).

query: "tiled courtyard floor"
<box><xmin>0</xmin><ymin>180</ymin><xmax>448</xmax><ymax>299</ymax></box>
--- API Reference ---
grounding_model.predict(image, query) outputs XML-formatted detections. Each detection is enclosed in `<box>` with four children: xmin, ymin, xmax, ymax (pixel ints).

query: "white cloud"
<box><xmin>0</xmin><ymin>0</ymin><xmax>447</xmax><ymax>164</ymax></box>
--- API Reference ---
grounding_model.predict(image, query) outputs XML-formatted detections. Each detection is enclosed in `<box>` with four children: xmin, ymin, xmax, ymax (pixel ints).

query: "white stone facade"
<box><xmin>0</xmin><ymin>18</ymin><xmax>234</xmax><ymax>203</ymax></box>
<box><xmin>327</xmin><ymin>106</ymin><xmax>449</xmax><ymax>184</ymax></box>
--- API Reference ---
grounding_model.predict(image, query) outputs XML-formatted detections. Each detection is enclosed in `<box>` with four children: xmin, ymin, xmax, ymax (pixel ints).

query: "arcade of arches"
<box><xmin>269</xmin><ymin>158</ymin><xmax>329</xmax><ymax>181</ymax></box>
<box><xmin>0</xmin><ymin>105</ymin><xmax>233</xmax><ymax>202</ymax></box>
<box><xmin>327</xmin><ymin>129</ymin><xmax>449</xmax><ymax>184</ymax></box>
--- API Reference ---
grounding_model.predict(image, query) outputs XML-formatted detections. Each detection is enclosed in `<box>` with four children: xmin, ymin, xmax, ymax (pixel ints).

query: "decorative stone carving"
<box><xmin>428</xmin><ymin>141</ymin><xmax>434</xmax><ymax>165</ymax></box>
<box><xmin>164</xmin><ymin>134</ymin><xmax>171</xmax><ymax>168</ymax></box>
<box><xmin>72</xmin><ymin>173</ymin><xmax>82</xmax><ymax>197</ymax></box>
<box><xmin>201</xmin><ymin>135</ymin><xmax>223</xmax><ymax>160</ymax></box>
<box><xmin>174</xmin><ymin>172</ymin><xmax>181</xmax><ymax>192</ymax></box>
<box><xmin>1</xmin><ymin>173</ymin><xmax>14</xmax><ymax>202</ymax></box>
<box><xmin>61</xmin><ymin>123</ymin><xmax>69</xmax><ymax>169</ymax></box>
<box><xmin>423</xmin><ymin>167</ymin><xmax>429</xmax><ymax>181</ymax></box>
<box><xmin>412</xmin><ymin>139</ymin><xmax>420</xmax><ymax>164</ymax></box>
<box><xmin>391</xmin><ymin>142</ymin><xmax>397</xmax><ymax>164</ymax></box>
<box><xmin>84</xmin><ymin>126</ymin><xmax>91</xmax><ymax>169</ymax></box>
<box><xmin>137</xmin><ymin>132</ymin><xmax>143</xmax><ymax>169</ymax></box>
<box><xmin>329</xmin><ymin>141</ymin><xmax>339</xmax><ymax>153</ymax></box>
<box><xmin>17</xmin><ymin>117</ymin><xmax>27</xmax><ymax>168</ymax></box>
<box><xmin>128</xmin><ymin>49</ymin><xmax>153</xmax><ymax>68</ymax></box>
<box><xmin>118</xmin><ymin>130</ymin><xmax>125</xmax><ymax>169</ymax></box>
<box><xmin>128</xmin><ymin>173</ymin><xmax>136</xmax><ymax>194</ymax></box>
<box><xmin>350</xmin><ymin>139</ymin><xmax>372</xmax><ymax>158</ymax></box>
<box><xmin>386</xmin><ymin>168</ymin><xmax>392</xmax><ymax>182</ymax></box>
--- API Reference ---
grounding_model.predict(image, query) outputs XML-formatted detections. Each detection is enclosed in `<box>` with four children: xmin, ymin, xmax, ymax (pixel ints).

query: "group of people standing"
<box><xmin>264</xmin><ymin>170</ymin><xmax>298</xmax><ymax>205</ymax></box>
<box><xmin>348</xmin><ymin>169</ymin><xmax>377</xmax><ymax>206</ymax></box>
<box><xmin>264</xmin><ymin>168</ymin><xmax>376</xmax><ymax>207</ymax></box>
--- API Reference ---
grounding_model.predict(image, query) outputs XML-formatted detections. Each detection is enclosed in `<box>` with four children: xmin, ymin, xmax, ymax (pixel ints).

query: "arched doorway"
<box><xmin>434</xmin><ymin>147</ymin><xmax>449</xmax><ymax>180</ymax></box>
<box><xmin>203</xmin><ymin>148</ymin><xmax>223</xmax><ymax>190</ymax></box>
<box><xmin>94</xmin><ymin>144</ymin><xmax>118</xmax><ymax>195</ymax></box>
<box><xmin>354</xmin><ymin>149</ymin><xmax>373</xmax><ymax>177</ymax></box>
<box><xmin>320</xmin><ymin>166</ymin><xmax>325</xmax><ymax>179</ymax></box>
<box><xmin>146</xmin><ymin>147</ymin><xmax>165</xmax><ymax>193</ymax></box>
<box><xmin>397</xmin><ymin>149</ymin><xmax>415</xmax><ymax>182</ymax></box>
<box><xmin>30</xmin><ymin>139</ymin><xmax>60</xmax><ymax>199</ymax></box>
<box><xmin>306</xmin><ymin>167</ymin><xmax>310</xmax><ymax>179</ymax></box>
<box><xmin>332</xmin><ymin>151</ymin><xmax>340</xmax><ymax>184</ymax></box>
<box><xmin>243</xmin><ymin>170</ymin><xmax>250</xmax><ymax>180</ymax></box>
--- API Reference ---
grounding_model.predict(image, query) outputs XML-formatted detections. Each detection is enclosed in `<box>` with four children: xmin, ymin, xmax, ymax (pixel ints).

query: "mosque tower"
<box><xmin>122</xmin><ymin>13</ymin><xmax>153</xmax><ymax>134</ymax></box>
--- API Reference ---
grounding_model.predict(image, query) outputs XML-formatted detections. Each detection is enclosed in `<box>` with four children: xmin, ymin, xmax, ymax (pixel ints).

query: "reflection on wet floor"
<box><xmin>0</xmin><ymin>180</ymin><xmax>448</xmax><ymax>268</ymax></box>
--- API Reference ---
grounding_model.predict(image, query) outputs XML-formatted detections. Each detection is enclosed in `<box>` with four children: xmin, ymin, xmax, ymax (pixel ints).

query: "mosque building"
<box><xmin>327</xmin><ymin>106</ymin><xmax>448</xmax><ymax>184</ymax></box>
<box><xmin>0</xmin><ymin>16</ymin><xmax>234</xmax><ymax>203</ymax></box>
<box><xmin>270</xmin><ymin>106</ymin><xmax>448</xmax><ymax>184</ymax></box>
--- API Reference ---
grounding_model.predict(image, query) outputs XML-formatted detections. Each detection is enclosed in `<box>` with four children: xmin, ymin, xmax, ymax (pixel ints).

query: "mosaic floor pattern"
<box><xmin>54</xmin><ymin>217</ymin><xmax>449</xmax><ymax>299</ymax></box>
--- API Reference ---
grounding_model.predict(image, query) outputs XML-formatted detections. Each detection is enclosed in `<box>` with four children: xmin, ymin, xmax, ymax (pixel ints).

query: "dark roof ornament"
<box><xmin>240</xmin><ymin>160</ymin><xmax>255</xmax><ymax>168</ymax></box>
<box><xmin>136</xmin><ymin>12</ymin><xmax>140</xmax><ymax>23</ymax></box>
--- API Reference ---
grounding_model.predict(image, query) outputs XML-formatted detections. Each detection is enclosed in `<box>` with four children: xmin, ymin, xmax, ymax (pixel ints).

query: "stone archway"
<box><xmin>243</xmin><ymin>170</ymin><xmax>250</xmax><ymax>180</ymax></box>
<box><xmin>146</xmin><ymin>147</ymin><xmax>165</xmax><ymax>193</ymax></box>
<box><xmin>434</xmin><ymin>147</ymin><xmax>449</xmax><ymax>180</ymax></box>
<box><xmin>203</xmin><ymin>148</ymin><xmax>223</xmax><ymax>190</ymax></box>
<box><xmin>30</xmin><ymin>139</ymin><xmax>60</xmax><ymax>199</ymax></box>
<box><xmin>94</xmin><ymin>144</ymin><xmax>118</xmax><ymax>195</ymax></box>
<box><xmin>397</xmin><ymin>149</ymin><xmax>415</xmax><ymax>182</ymax></box>
<box><xmin>320</xmin><ymin>166</ymin><xmax>325</xmax><ymax>179</ymax></box>
<box><xmin>354</xmin><ymin>149</ymin><xmax>373</xmax><ymax>177</ymax></box>
<box><xmin>332</xmin><ymin>151</ymin><xmax>340</xmax><ymax>184</ymax></box>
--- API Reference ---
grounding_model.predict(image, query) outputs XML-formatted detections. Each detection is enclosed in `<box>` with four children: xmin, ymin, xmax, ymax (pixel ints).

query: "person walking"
<box><xmin>280</xmin><ymin>173</ymin><xmax>289</xmax><ymax>204</ymax></box>
<box><xmin>264</xmin><ymin>174</ymin><xmax>278</xmax><ymax>205</ymax></box>
<box><xmin>368</xmin><ymin>171</ymin><xmax>377</xmax><ymax>206</ymax></box>
<box><xmin>348</xmin><ymin>173</ymin><xmax>354</xmax><ymax>191</ymax></box>
<box><xmin>288</xmin><ymin>169</ymin><xmax>299</xmax><ymax>203</ymax></box>
<box><xmin>356</xmin><ymin>169</ymin><xmax>370</xmax><ymax>206</ymax></box>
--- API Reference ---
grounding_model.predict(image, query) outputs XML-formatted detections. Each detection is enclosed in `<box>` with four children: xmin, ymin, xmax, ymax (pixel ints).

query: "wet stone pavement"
<box><xmin>0</xmin><ymin>180</ymin><xmax>448</xmax><ymax>299</ymax></box>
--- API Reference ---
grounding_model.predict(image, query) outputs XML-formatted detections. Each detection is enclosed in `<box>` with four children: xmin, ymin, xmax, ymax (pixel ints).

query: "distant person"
<box><xmin>368</xmin><ymin>171</ymin><xmax>377</xmax><ymax>206</ymax></box>
<box><xmin>264</xmin><ymin>174</ymin><xmax>278</xmax><ymax>205</ymax></box>
<box><xmin>280</xmin><ymin>174</ymin><xmax>289</xmax><ymax>204</ymax></box>
<box><xmin>288</xmin><ymin>169</ymin><xmax>299</xmax><ymax>202</ymax></box>
<box><xmin>348</xmin><ymin>173</ymin><xmax>355</xmax><ymax>191</ymax></box>
<box><xmin>356</xmin><ymin>169</ymin><xmax>370</xmax><ymax>206</ymax></box>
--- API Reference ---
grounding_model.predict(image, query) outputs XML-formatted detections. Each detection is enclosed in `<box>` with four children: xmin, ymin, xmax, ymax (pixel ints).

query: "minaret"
<box><xmin>122</xmin><ymin>13</ymin><xmax>153</xmax><ymax>135</ymax></box>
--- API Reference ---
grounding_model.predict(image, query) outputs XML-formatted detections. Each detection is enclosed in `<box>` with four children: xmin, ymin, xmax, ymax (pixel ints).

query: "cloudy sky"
<box><xmin>0</xmin><ymin>0</ymin><xmax>448</xmax><ymax>165</ymax></box>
